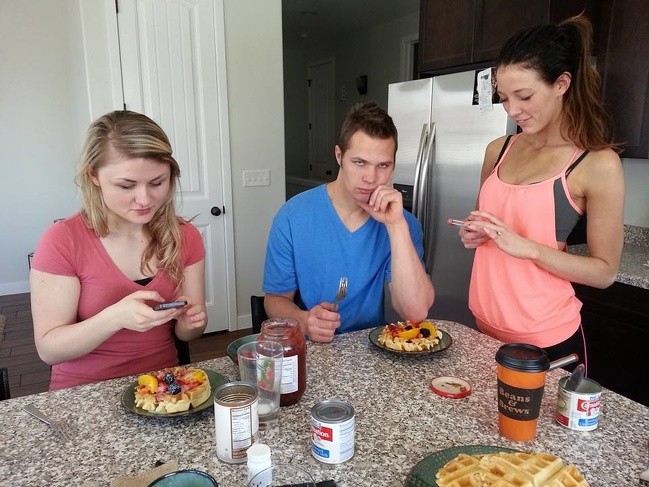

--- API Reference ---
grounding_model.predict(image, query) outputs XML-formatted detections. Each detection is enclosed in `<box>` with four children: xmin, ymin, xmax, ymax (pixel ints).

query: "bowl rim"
<box><xmin>147</xmin><ymin>468</ymin><xmax>218</xmax><ymax>486</ymax></box>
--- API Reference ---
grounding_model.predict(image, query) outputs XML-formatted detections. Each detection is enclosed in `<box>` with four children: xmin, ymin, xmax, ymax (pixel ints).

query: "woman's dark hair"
<box><xmin>497</xmin><ymin>15</ymin><xmax>619</xmax><ymax>152</ymax></box>
<box><xmin>338</xmin><ymin>101</ymin><xmax>398</xmax><ymax>155</ymax></box>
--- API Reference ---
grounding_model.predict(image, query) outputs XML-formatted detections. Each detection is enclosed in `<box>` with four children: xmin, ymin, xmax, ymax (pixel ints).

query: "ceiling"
<box><xmin>282</xmin><ymin>0</ymin><xmax>419</xmax><ymax>48</ymax></box>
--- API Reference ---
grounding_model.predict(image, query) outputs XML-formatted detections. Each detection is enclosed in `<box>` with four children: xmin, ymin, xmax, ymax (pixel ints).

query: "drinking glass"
<box><xmin>237</xmin><ymin>340</ymin><xmax>283</xmax><ymax>429</ymax></box>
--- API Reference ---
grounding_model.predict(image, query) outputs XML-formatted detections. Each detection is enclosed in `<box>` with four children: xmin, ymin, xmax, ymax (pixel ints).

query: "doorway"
<box><xmin>307</xmin><ymin>59</ymin><xmax>336</xmax><ymax>181</ymax></box>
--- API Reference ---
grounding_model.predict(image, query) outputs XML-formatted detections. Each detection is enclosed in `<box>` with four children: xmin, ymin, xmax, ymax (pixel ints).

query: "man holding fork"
<box><xmin>262</xmin><ymin>102</ymin><xmax>435</xmax><ymax>342</ymax></box>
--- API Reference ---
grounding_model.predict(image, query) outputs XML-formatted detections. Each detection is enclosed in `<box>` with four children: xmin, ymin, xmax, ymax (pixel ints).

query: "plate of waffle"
<box><xmin>405</xmin><ymin>445</ymin><xmax>590</xmax><ymax>486</ymax></box>
<box><xmin>121</xmin><ymin>368</ymin><xmax>228</xmax><ymax>418</ymax></box>
<box><xmin>368</xmin><ymin>320</ymin><xmax>452</xmax><ymax>355</ymax></box>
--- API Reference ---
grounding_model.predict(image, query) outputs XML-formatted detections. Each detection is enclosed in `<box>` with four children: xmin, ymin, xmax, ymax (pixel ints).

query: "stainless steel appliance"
<box><xmin>387</xmin><ymin>71</ymin><xmax>517</xmax><ymax>327</ymax></box>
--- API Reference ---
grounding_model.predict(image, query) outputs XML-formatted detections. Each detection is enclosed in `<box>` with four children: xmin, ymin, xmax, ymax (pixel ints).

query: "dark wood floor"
<box><xmin>0</xmin><ymin>293</ymin><xmax>250</xmax><ymax>398</ymax></box>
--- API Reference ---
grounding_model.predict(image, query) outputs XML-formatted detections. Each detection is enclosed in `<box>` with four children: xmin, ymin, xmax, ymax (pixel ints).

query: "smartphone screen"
<box><xmin>153</xmin><ymin>300</ymin><xmax>188</xmax><ymax>311</ymax></box>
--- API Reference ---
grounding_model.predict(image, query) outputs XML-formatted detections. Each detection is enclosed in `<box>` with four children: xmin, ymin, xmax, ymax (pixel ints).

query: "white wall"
<box><xmin>0</xmin><ymin>0</ymin><xmax>89</xmax><ymax>295</ymax></box>
<box><xmin>223</xmin><ymin>0</ymin><xmax>286</xmax><ymax>327</ymax></box>
<box><xmin>621</xmin><ymin>158</ymin><xmax>649</xmax><ymax>227</ymax></box>
<box><xmin>282</xmin><ymin>11</ymin><xmax>419</xmax><ymax>180</ymax></box>
<box><xmin>0</xmin><ymin>0</ymin><xmax>286</xmax><ymax>330</ymax></box>
<box><xmin>329</xmin><ymin>12</ymin><xmax>419</xmax><ymax>130</ymax></box>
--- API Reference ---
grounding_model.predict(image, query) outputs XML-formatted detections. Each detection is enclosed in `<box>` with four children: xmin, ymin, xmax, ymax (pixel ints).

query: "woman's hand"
<box><xmin>465</xmin><ymin>211</ymin><xmax>538</xmax><ymax>260</ymax></box>
<box><xmin>175</xmin><ymin>295</ymin><xmax>207</xmax><ymax>332</ymax></box>
<box><xmin>112</xmin><ymin>290</ymin><xmax>183</xmax><ymax>333</ymax></box>
<box><xmin>451</xmin><ymin>214</ymin><xmax>490</xmax><ymax>249</ymax></box>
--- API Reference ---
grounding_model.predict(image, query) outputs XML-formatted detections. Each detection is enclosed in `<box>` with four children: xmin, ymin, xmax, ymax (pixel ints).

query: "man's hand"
<box><xmin>304</xmin><ymin>303</ymin><xmax>340</xmax><ymax>342</ymax></box>
<box><xmin>358</xmin><ymin>185</ymin><xmax>404</xmax><ymax>225</ymax></box>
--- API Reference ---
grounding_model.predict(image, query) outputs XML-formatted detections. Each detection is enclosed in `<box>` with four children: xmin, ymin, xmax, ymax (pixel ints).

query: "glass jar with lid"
<box><xmin>259</xmin><ymin>317</ymin><xmax>306</xmax><ymax>406</ymax></box>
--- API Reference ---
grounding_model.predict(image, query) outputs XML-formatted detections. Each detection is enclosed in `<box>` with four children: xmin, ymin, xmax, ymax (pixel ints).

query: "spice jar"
<box><xmin>259</xmin><ymin>318</ymin><xmax>306</xmax><ymax>406</ymax></box>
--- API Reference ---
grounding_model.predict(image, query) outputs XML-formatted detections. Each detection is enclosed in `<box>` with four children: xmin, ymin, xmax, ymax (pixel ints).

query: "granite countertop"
<box><xmin>1</xmin><ymin>322</ymin><xmax>648</xmax><ymax>486</ymax></box>
<box><xmin>569</xmin><ymin>224</ymin><xmax>649</xmax><ymax>290</ymax></box>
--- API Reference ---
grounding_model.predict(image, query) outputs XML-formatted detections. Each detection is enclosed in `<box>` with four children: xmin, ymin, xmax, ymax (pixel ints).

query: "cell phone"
<box><xmin>153</xmin><ymin>300</ymin><xmax>188</xmax><ymax>311</ymax></box>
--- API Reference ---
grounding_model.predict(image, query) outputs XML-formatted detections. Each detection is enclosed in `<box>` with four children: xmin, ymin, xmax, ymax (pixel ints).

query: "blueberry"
<box><xmin>168</xmin><ymin>382</ymin><xmax>181</xmax><ymax>395</ymax></box>
<box><xmin>164</xmin><ymin>372</ymin><xmax>175</xmax><ymax>384</ymax></box>
<box><xmin>420</xmin><ymin>328</ymin><xmax>431</xmax><ymax>338</ymax></box>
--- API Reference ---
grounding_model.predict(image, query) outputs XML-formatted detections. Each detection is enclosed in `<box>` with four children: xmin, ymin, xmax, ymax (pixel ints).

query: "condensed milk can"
<box><xmin>555</xmin><ymin>376</ymin><xmax>602</xmax><ymax>431</ymax></box>
<box><xmin>311</xmin><ymin>399</ymin><xmax>355</xmax><ymax>464</ymax></box>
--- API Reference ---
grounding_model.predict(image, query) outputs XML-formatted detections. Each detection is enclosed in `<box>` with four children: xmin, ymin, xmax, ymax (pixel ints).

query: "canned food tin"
<box><xmin>311</xmin><ymin>399</ymin><xmax>355</xmax><ymax>464</ymax></box>
<box><xmin>214</xmin><ymin>381</ymin><xmax>259</xmax><ymax>463</ymax></box>
<box><xmin>555</xmin><ymin>376</ymin><xmax>601</xmax><ymax>431</ymax></box>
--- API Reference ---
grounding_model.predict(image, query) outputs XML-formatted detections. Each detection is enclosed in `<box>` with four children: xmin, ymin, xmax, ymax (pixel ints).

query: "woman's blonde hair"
<box><xmin>76</xmin><ymin>110</ymin><xmax>185</xmax><ymax>285</ymax></box>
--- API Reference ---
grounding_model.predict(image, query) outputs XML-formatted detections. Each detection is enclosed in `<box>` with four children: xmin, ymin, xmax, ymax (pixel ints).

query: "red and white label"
<box><xmin>312</xmin><ymin>425</ymin><xmax>334</xmax><ymax>442</ymax></box>
<box><xmin>577</xmin><ymin>397</ymin><xmax>600</xmax><ymax>413</ymax></box>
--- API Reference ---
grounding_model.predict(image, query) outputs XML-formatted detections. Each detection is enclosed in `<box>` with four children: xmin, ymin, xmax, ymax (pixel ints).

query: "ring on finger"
<box><xmin>496</xmin><ymin>230</ymin><xmax>503</xmax><ymax>236</ymax></box>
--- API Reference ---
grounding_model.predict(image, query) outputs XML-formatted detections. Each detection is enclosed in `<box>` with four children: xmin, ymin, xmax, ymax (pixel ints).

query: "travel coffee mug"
<box><xmin>495</xmin><ymin>343</ymin><xmax>550</xmax><ymax>442</ymax></box>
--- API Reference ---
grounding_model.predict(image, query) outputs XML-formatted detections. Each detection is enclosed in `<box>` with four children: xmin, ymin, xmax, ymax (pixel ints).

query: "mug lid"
<box><xmin>495</xmin><ymin>343</ymin><xmax>549</xmax><ymax>372</ymax></box>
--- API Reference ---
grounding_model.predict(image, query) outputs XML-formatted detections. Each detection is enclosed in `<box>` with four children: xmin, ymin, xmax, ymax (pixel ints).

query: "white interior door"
<box><xmin>117</xmin><ymin>0</ymin><xmax>235</xmax><ymax>332</ymax></box>
<box><xmin>307</xmin><ymin>59</ymin><xmax>335</xmax><ymax>181</ymax></box>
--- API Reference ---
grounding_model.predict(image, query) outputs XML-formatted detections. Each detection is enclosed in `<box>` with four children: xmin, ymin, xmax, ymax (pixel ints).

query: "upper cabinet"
<box><xmin>418</xmin><ymin>0</ymin><xmax>588</xmax><ymax>75</ymax></box>
<box><xmin>419</xmin><ymin>0</ymin><xmax>649</xmax><ymax>159</ymax></box>
<box><xmin>596</xmin><ymin>0</ymin><xmax>649</xmax><ymax>159</ymax></box>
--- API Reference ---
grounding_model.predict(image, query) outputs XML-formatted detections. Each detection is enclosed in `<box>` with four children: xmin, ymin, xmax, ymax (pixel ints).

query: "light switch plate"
<box><xmin>243</xmin><ymin>169</ymin><xmax>271</xmax><ymax>187</ymax></box>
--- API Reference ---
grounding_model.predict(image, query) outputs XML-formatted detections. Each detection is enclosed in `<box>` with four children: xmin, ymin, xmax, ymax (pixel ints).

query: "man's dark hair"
<box><xmin>337</xmin><ymin>101</ymin><xmax>398</xmax><ymax>154</ymax></box>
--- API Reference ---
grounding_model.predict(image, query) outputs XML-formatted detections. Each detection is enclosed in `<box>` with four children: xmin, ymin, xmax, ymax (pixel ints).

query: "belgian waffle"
<box><xmin>436</xmin><ymin>452</ymin><xmax>590</xmax><ymax>487</ymax></box>
<box><xmin>479</xmin><ymin>452</ymin><xmax>563</xmax><ymax>486</ymax></box>
<box><xmin>544</xmin><ymin>464</ymin><xmax>590</xmax><ymax>487</ymax></box>
<box><xmin>435</xmin><ymin>453</ymin><xmax>483</xmax><ymax>487</ymax></box>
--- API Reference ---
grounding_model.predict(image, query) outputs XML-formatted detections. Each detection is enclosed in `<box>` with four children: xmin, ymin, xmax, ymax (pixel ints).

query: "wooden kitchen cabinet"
<box><xmin>572</xmin><ymin>282</ymin><xmax>649</xmax><ymax>407</ymax></box>
<box><xmin>419</xmin><ymin>0</ymin><xmax>589</xmax><ymax>75</ymax></box>
<box><xmin>595</xmin><ymin>0</ymin><xmax>649</xmax><ymax>158</ymax></box>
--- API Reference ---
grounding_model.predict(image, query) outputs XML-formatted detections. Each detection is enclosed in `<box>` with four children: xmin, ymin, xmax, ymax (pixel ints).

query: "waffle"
<box><xmin>479</xmin><ymin>452</ymin><xmax>563</xmax><ymax>486</ymax></box>
<box><xmin>544</xmin><ymin>464</ymin><xmax>589</xmax><ymax>487</ymax></box>
<box><xmin>436</xmin><ymin>452</ymin><xmax>590</xmax><ymax>487</ymax></box>
<box><xmin>435</xmin><ymin>453</ymin><xmax>483</xmax><ymax>487</ymax></box>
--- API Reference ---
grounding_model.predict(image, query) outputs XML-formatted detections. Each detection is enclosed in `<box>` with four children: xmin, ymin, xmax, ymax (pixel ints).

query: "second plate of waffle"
<box><xmin>405</xmin><ymin>445</ymin><xmax>517</xmax><ymax>487</ymax></box>
<box><xmin>405</xmin><ymin>445</ymin><xmax>590</xmax><ymax>487</ymax></box>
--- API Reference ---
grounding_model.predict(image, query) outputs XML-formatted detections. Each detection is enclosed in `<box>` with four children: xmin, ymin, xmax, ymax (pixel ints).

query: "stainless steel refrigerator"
<box><xmin>387</xmin><ymin>70</ymin><xmax>517</xmax><ymax>328</ymax></box>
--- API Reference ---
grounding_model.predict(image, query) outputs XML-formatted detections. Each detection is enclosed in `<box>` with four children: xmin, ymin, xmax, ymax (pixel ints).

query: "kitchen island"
<box><xmin>569</xmin><ymin>224</ymin><xmax>649</xmax><ymax>405</ymax></box>
<box><xmin>1</xmin><ymin>321</ymin><xmax>647</xmax><ymax>486</ymax></box>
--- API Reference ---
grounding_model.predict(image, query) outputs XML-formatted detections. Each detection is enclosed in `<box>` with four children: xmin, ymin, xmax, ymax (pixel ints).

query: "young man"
<box><xmin>263</xmin><ymin>102</ymin><xmax>435</xmax><ymax>342</ymax></box>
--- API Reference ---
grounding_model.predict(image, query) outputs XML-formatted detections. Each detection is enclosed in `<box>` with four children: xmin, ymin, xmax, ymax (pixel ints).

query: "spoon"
<box><xmin>548</xmin><ymin>353</ymin><xmax>579</xmax><ymax>371</ymax></box>
<box><xmin>565</xmin><ymin>363</ymin><xmax>586</xmax><ymax>392</ymax></box>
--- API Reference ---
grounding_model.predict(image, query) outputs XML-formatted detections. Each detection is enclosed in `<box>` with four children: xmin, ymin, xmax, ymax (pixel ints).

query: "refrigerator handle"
<box><xmin>420</xmin><ymin>122</ymin><xmax>436</xmax><ymax>274</ymax></box>
<box><xmin>412</xmin><ymin>123</ymin><xmax>428</xmax><ymax>218</ymax></box>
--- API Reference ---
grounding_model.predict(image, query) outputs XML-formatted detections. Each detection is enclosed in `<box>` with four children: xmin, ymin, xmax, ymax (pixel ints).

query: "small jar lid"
<box><xmin>430</xmin><ymin>376</ymin><xmax>472</xmax><ymax>399</ymax></box>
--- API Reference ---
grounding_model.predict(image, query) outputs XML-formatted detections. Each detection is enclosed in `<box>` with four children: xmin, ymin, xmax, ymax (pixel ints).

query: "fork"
<box><xmin>333</xmin><ymin>277</ymin><xmax>348</xmax><ymax>311</ymax></box>
<box><xmin>23</xmin><ymin>404</ymin><xmax>74</xmax><ymax>443</ymax></box>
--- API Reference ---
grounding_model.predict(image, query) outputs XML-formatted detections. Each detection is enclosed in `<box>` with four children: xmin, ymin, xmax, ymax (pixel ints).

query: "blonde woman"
<box><xmin>30</xmin><ymin>110</ymin><xmax>207</xmax><ymax>390</ymax></box>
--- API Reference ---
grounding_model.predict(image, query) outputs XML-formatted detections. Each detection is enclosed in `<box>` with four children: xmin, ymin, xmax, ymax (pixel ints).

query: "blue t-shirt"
<box><xmin>263</xmin><ymin>184</ymin><xmax>425</xmax><ymax>333</ymax></box>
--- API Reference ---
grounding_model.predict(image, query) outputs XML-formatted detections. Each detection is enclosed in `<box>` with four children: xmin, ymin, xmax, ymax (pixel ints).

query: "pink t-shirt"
<box><xmin>31</xmin><ymin>213</ymin><xmax>205</xmax><ymax>390</ymax></box>
<box><xmin>469</xmin><ymin>136</ymin><xmax>583</xmax><ymax>348</ymax></box>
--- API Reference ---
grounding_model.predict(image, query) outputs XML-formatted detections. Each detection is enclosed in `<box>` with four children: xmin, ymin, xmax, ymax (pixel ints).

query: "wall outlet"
<box><xmin>243</xmin><ymin>169</ymin><xmax>271</xmax><ymax>187</ymax></box>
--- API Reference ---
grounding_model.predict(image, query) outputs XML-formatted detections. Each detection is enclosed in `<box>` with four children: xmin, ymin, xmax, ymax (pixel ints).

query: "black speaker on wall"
<box><xmin>356</xmin><ymin>75</ymin><xmax>368</xmax><ymax>95</ymax></box>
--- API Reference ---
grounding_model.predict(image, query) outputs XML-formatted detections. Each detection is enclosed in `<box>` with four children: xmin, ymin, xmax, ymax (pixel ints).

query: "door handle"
<box><xmin>211</xmin><ymin>206</ymin><xmax>224</xmax><ymax>216</ymax></box>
